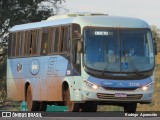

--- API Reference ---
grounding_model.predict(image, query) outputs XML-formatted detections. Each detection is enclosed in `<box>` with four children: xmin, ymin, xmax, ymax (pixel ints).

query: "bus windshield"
<box><xmin>84</xmin><ymin>28</ymin><xmax>154</xmax><ymax>73</ymax></box>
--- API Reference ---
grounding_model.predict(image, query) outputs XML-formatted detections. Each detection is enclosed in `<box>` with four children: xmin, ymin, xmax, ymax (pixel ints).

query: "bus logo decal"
<box><xmin>122</xmin><ymin>62</ymin><xmax>128</xmax><ymax>69</ymax></box>
<box><xmin>32</xmin><ymin>63</ymin><xmax>38</xmax><ymax>70</ymax></box>
<box><xmin>17</xmin><ymin>63</ymin><xmax>23</xmax><ymax>73</ymax></box>
<box><xmin>29</xmin><ymin>59</ymin><xmax>40</xmax><ymax>75</ymax></box>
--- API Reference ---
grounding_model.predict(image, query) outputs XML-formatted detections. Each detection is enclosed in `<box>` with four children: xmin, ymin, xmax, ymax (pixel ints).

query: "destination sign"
<box><xmin>94</xmin><ymin>31</ymin><xmax>113</xmax><ymax>36</ymax></box>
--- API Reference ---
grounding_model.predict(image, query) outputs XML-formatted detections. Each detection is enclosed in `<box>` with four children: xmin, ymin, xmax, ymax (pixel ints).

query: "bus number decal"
<box><xmin>129</xmin><ymin>83</ymin><xmax>140</xmax><ymax>87</ymax></box>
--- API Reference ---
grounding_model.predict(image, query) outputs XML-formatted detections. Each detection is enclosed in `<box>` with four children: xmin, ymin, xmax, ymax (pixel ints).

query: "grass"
<box><xmin>136</xmin><ymin>52</ymin><xmax>160</xmax><ymax>111</ymax></box>
<box><xmin>0</xmin><ymin>100</ymin><xmax>20</xmax><ymax>111</ymax></box>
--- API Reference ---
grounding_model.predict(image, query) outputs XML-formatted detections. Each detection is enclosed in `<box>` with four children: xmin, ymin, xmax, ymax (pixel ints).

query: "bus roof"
<box><xmin>9</xmin><ymin>13</ymin><xmax>150</xmax><ymax>32</ymax></box>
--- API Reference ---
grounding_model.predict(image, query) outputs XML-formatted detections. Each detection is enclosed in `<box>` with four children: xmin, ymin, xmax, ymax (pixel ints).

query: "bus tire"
<box><xmin>39</xmin><ymin>102</ymin><xmax>47</xmax><ymax>111</ymax></box>
<box><xmin>26</xmin><ymin>85</ymin><xmax>40</xmax><ymax>111</ymax></box>
<box><xmin>123</xmin><ymin>103</ymin><xmax>137</xmax><ymax>113</ymax></box>
<box><xmin>81</xmin><ymin>103</ymin><xmax>97</xmax><ymax>112</ymax></box>
<box><xmin>63</xmin><ymin>88</ymin><xmax>81</xmax><ymax>112</ymax></box>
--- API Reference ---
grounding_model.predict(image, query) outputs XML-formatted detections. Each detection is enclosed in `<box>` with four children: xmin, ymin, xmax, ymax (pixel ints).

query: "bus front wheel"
<box><xmin>81</xmin><ymin>103</ymin><xmax>97</xmax><ymax>112</ymax></box>
<box><xmin>26</xmin><ymin>85</ymin><xmax>40</xmax><ymax>111</ymax></box>
<box><xmin>63</xmin><ymin>88</ymin><xmax>81</xmax><ymax>112</ymax></box>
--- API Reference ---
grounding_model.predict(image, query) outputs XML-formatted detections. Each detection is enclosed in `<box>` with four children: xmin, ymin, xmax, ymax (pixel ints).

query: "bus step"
<box><xmin>46</xmin><ymin>105</ymin><xmax>68</xmax><ymax>112</ymax></box>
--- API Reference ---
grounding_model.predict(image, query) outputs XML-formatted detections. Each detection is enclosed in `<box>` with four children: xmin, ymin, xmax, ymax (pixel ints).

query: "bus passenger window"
<box><xmin>54</xmin><ymin>28</ymin><xmax>60</xmax><ymax>53</ymax></box>
<box><xmin>24</xmin><ymin>31</ymin><xmax>30</xmax><ymax>56</ymax></box>
<box><xmin>29</xmin><ymin>31</ymin><xmax>33</xmax><ymax>55</ymax></box>
<box><xmin>51</xmin><ymin>28</ymin><xmax>55</xmax><ymax>53</ymax></box>
<box><xmin>41</xmin><ymin>29</ymin><xmax>49</xmax><ymax>55</ymax></box>
<box><xmin>29</xmin><ymin>41</ymin><xmax>32</xmax><ymax>55</ymax></box>
<box><xmin>48</xmin><ymin>28</ymin><xmax>54</xmax><ymax>54</ymax></box>
<box><xmin>59</xmin><ymin>27</ymin><xmax>64</xmax><ymax>52</ymax></box>
<box><xmin>62</xmin><ymin>27</ymin><xmax>69</xmax><ymax>52</ymax></box>
<box><xmin>20</xmin><ymin>32</ymin><xmax>25</xmax><ymax>56</ymax></box>
<box><xmin>16</xmin><ymin>32</ymin><xmax>21</xmax><ymax>57</ymax></box>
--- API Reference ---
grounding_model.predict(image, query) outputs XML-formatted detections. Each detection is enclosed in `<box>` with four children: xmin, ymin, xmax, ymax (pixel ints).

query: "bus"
<box><xmin>7</xmin><ymin>13</ymin><xmax>157</xmax><ymax>112</ymax></box>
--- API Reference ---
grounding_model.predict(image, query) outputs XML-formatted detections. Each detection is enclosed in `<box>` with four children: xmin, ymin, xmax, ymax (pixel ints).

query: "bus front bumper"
<box><xmin>81</xmin><ymin>87</ymin><xmax>154</xmax><ymax>104</ymax></box>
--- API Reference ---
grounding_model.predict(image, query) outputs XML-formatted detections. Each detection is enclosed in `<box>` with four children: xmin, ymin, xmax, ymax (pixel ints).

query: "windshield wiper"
<box><xmin>102</xmin><ymin>54</ymin><xmax>115</xmax><ymax>75</ymax></box>
<box><xmin>101</xmin><ymin>51</ymin><xmax>146</xmax><ymax>77</ymax></box>
<box><xmin>102</xmin><ymin>62</ymin><xmax>109</xmax><ymax>75</ymax></box>
<box><xmin>124</xmin><ymin>51</ymin><xmax>144</xmax><ymax>76</ymax></box>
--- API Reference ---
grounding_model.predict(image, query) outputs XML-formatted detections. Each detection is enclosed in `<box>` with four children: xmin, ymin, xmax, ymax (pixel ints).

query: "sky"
<box><xmin>62</xmin><ymin>0</ymin><xmax>160</xmax><ymax>27</ymax></box>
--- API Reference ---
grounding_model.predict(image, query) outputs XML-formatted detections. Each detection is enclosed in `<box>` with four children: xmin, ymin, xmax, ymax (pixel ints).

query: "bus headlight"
<box><xmin>84</xmin><ymin>80</ymin><xmax>100</xmax><ymax>90</ymax></box>
<box><xmin>141</xmin><ymin>81</ymin><xmax>154</xmax><ymax>91</ymax></box>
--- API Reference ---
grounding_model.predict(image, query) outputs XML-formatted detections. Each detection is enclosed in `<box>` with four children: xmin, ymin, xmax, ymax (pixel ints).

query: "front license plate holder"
<box><xmin>115</xmin><ymin>93</ymin><xmax>127</xmax><ymax>98</ymax></box>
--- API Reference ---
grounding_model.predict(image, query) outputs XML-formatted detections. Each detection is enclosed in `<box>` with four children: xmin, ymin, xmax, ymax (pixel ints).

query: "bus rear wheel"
<box><xmin>26</xmin><ymin>85</ymin><xmax>40</xmax><ymax>111</ymax></box>
<box><xmin>63</xmin><ymin>88</ymin><xmax>81</xmax><ymax>112</ymax></box>
<box><xmin>39</xmin><ymin>102</ymin><xmax>47</xmax><ymax>111</ymax></box>
<box><xmin>123</xmin><ymin>103</ymin><xmax>137</xmax><ymax>113</ymax></box>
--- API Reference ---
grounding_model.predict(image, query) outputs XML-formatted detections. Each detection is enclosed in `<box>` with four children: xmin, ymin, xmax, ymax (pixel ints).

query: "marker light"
<box><xmin>141</xmin><ymin>81</ymin><xmax>154</xmax><ymax>91</ymax></box>
<box><xmin>84</xmin><ymin>80</ymin><xmax>100</xmax><ymax>90</ymax></box>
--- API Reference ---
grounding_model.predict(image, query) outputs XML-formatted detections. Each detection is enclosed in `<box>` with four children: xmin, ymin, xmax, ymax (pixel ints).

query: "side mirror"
<box><xmin>153</xmin><ymin>38</ymin><xmax>157</xmax><ymax>55</ymax></box>
<box><xmin>77</xmin><ymin>40</ymin><xmax>83</xmax><ymax>53</ymax></box>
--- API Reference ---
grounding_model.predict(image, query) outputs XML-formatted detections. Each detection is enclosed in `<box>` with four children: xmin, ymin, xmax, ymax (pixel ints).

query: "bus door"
<box><xmin>70</xmin><ymin>24</ymin><xmax>82</xmax><ymax>101</ymax></box>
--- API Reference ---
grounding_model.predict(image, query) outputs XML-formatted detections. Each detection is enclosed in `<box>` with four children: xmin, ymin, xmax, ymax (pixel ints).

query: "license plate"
<box><xmin>115</xmin><ymin>93</ymin><xmax>127</xmax><ymax>98</ymax></box>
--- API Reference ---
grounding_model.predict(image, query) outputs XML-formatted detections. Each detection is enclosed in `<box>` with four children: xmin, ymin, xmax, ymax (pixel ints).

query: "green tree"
<box><xmin>0</xmin><ymin>0</ymin><xmax>65</xmax><ymax>102</ymax></box>
<box><xmin>151</xmin><ymin>25</ymin><xmax>160</xmax><ymax>52</ymax></box>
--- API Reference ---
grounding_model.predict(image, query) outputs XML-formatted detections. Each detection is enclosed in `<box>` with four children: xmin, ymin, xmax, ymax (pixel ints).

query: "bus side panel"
<box><xmin>42</xmin><ymin>56</ymin><xmax>68</xmax><ymax>101</ymax></box>
<box><xmin>72</xmin><ymin>76</ymin><xmax>83</xmax><ymax>101</ymax></box>
<box><xmin>64</xmin><ymin>76</ymin><xmax>83</xmax><ymax>102</ymax></box>
<box><xmin>7</xmin><ymin>59</ymin><xmax>25</xmax><ymax>101</ymax></box>
<box><xmin>30</xmin><ymin>78</ymin><xmax>41</xmax><ymax>101</ymax></box>
<box><xmin>45</xmin><ymin>77</ymin><xmax>63</xmax><ymax>101</ymax></box>
<box><xmin>15</xmin><ymin>78</ymin><xmax>25</xmax><ymax>100</ymax></box>
<box><xmin>7</xmin><ymin>78</ymin><xmax>25</xmax><ymax>101</ymax></box>
<box><xmin>7</xmin><ymin>59</ymin><xmax>16</xmax><ymax>100</ymax></box>
<box><xmin>7</xmin><ymin>78</ymin><xmax>20</xmax><ymax>100</ymax></box>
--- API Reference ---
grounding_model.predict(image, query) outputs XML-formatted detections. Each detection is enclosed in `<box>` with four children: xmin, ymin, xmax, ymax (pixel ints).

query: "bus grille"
<box><xmin>97</xmin><ymin>93</ymin><xmax>143</xmax><ymax>100</ymax></box>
